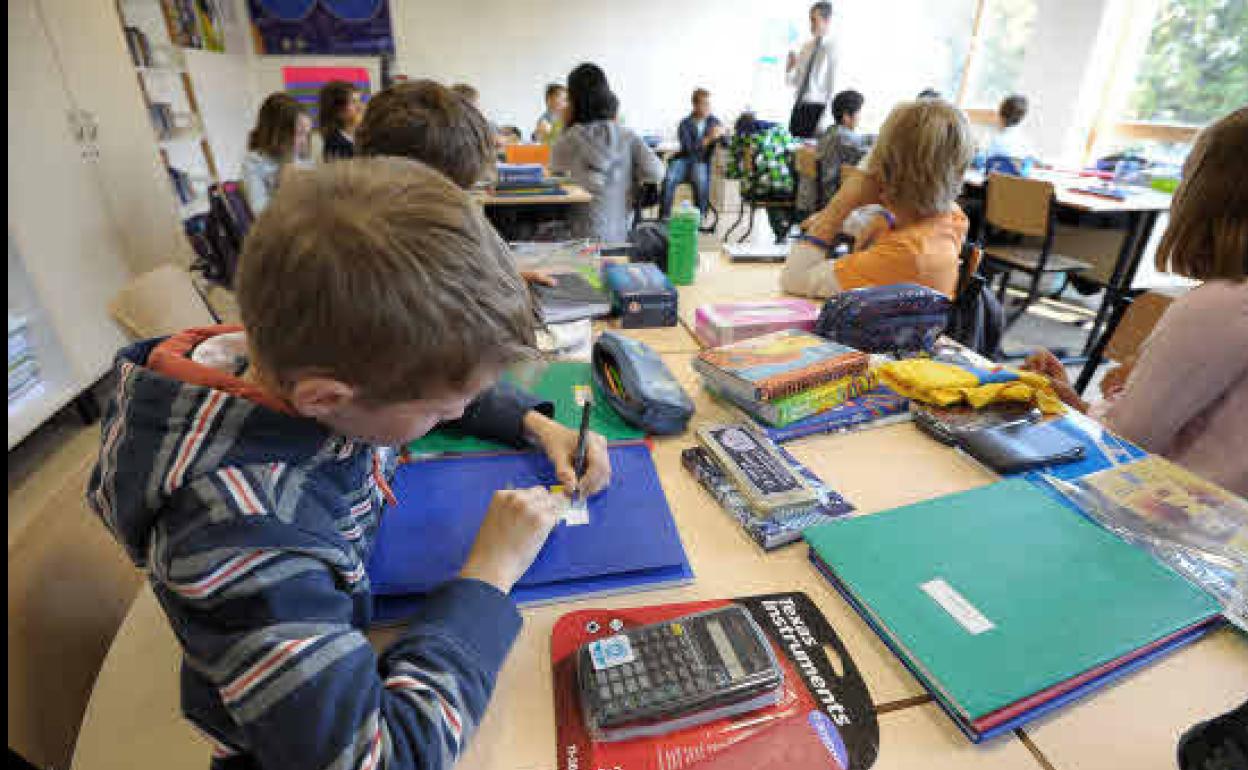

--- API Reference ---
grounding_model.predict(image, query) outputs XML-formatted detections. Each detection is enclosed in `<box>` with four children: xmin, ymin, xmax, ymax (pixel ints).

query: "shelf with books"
<box><xmin>118</xmin><ymin>0</ymin><xmax>222</xmax><ymax>219</ymax></box>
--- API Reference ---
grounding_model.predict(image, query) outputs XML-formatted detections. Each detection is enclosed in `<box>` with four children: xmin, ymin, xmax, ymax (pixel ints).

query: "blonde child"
<box><xmin>781</xmin><ymin>99</ymin><xmax>973</xmax><ymax>298</ymax></box>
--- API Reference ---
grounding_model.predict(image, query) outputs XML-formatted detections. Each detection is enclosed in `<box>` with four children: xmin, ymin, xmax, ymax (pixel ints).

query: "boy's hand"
<box><xmin>523</xmin><ymin>411</ymin><xmax>611</xmax><ymax>498</ymax></box>
<box><xmin>460</xmin><ymin>488</ymin><xmax>562</xmax><ymax>593</ymax></box>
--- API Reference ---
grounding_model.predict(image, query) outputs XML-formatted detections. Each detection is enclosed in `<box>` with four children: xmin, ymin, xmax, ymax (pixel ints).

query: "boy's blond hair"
<box><xmin>1155</xmin><ymin>106</ymin><xmax>1248</xmax><ymax>281</ymax></box>
<box><xmin>236</xmin><ymin>158</ymin><xmax>536</xmax><ymax>402</ymax></box>
<box><xmin>866</xmin><ymin>100</ymin><xmax>974</xmax><ymax>217</ymax></box>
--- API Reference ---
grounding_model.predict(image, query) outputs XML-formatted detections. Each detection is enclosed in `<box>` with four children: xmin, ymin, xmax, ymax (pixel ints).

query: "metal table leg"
<box><xmin>1075</xmin><ymin>210</ymin><xmax>1161</xmax><ymax>393</ymax></box>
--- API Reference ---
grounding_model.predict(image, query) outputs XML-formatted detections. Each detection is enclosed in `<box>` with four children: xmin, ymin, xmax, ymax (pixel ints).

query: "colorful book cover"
<box><xmin>703</xmin><ymin>373</ymin><xmax>879</xmax><ymax>427</ymax></box>
<box><xmin>765</xmin><ymin>389</ymin><xmax>912</xmax><ymax>443</ymax></box>
<box><xmin>682</xmin><ymin>445</ymin><xmax>854</xmax><ymax>550</ymax></box>
<box><xmin>1071</xmin><ymin>455</ymin><xmax>1248</xmax><ymax>631</ymax></box>
<box><xmin>693</xmin><ymin>330</ymin><xmax>868</xmax><ymax>402</ymax></box>
<box><xmin>693</xmin><ymin>299</ymin><xmax>820</xmax><ymax>347</ymax></box>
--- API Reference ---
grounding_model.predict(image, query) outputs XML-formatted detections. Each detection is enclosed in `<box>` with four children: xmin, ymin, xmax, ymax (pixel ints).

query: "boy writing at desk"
<box><xmin>87</xmin><ymin>158</ymin><xmax>610</xmax><ymax>769</ymax></box>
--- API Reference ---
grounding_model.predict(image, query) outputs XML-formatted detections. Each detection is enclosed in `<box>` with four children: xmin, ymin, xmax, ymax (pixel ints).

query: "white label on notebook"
<box><xmin>920</xmin><ymin>578</ymin><xmax>996</xmax><ymax>635</ymax></box>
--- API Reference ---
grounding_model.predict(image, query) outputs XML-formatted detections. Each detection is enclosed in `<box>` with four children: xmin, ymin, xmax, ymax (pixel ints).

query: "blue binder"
<box><xmin>367</xmin><ymin>443</ymin><xmax>692</xmax><ymax>624</ymax></box>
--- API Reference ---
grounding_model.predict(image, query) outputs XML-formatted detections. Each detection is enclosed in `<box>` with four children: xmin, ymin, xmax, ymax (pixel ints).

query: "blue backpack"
<box><xmin>814</xmin><ymin>284</ymin><xmax>952</xmax><ymax>355</ymax></box>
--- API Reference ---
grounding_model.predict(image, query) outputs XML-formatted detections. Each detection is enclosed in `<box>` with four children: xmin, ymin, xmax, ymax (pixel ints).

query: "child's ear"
<box><xmin>289</xmin><ymin>377</ymin><xmax>357</xmax><ymax>420</ymax></box>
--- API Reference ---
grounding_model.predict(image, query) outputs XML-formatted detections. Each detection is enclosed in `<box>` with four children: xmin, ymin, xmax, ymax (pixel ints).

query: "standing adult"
<box><xmin>786</xmin><ymin>2</ymin><xmax>838</xmax><ymax>139</ymax></box>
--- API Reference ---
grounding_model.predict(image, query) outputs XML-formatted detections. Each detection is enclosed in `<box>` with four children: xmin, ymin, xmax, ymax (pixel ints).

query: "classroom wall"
<box><xmin>390</xmin><ymin>0</ymin><xmax>811</xmax><ymax>140</ymax></box>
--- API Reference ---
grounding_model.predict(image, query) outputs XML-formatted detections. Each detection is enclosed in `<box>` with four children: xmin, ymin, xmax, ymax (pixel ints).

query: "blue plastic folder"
<box><xmin>367</xmin><ymin>443</ymin><xmax>692</xmax><ymax>624</ymax></box>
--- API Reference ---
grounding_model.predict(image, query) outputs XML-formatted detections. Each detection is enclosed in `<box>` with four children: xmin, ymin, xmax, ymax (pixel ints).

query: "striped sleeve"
<box><xmin>156</xmin><ymin>472</ymin><xmax>523</xmax><ymax>770</ymax></box>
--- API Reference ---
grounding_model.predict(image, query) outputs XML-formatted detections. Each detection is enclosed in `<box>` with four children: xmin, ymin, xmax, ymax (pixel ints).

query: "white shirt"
<box><xmin>984</xmin><ymin>125</ymin><xmax>1034</xmax><ymax>160</ymax></box>
<box><xmin>786</xmin><ymin>36</ymin><xmax>838</xmax><ymax>106</ymax></box>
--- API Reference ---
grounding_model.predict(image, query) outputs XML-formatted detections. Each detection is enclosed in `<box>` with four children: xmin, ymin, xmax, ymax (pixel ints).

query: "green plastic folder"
<box><xmin>405</xmin><ymin>362</ymin><xmax>645</xmax><ymax>457</ymax></box>
<box><xmin>804</xmin><ymin>479</ymin><xmax>1218</xmax><ymax>721</ymax></box>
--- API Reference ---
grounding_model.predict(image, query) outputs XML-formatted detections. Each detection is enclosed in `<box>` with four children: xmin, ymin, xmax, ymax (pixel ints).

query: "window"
<box><xmin>837</xmin><ymin>0</ymin><xmax>978</xmax><ymax>128</ymax></box>
<box><xmin>1128</xmin><ymin>0</ymin><xmax>1248</xmax><ymax>125</ymax></box>
<box><xmin>961</xmin><ymin>0</ymin><xmax>1038</xmax><ymax>107</ymax></box>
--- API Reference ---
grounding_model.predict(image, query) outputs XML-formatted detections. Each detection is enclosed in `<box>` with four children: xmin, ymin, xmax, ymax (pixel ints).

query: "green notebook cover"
<box><xmin>405</xmin><ymin>362</ymin><xmax>644</xmax><ymax>457</ymax></box>
<box><xmin>804</xmin><ymin>479</ymin><xmax>1218</xmax><ymax>720</ymax></box>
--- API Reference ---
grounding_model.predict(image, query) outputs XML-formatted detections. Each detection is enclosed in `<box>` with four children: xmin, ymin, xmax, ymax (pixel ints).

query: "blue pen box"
<box><xmin>602</xmin><ymin>262</ymin><xmax>678</xmax><ymax>328</ymax></box>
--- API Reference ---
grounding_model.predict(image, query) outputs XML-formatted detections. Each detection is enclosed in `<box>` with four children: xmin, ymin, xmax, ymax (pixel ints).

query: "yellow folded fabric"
<box><xmin>879</xmin><ymin>359</ymin><xmax>1065</xmax><ymax>415</ymax></box>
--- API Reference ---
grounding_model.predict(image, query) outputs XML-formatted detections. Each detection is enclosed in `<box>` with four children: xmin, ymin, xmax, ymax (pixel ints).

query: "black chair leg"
<box><xmin>995</xmin><ymin>268</ymin><xmax>1011</xmax><ymax>305</ymax></box>
<box><xmin>1005</xmin><ymin>271</ymin><xmax>1044</xmax><ymax>329</ymax></box>
<box><xmin>739</xmin><ymin>202</ymin><xmax>757</xmax><ymax>243</ymax></box>
<box><xmin>724</xmin><ymin>201</ymin><xmax>747</xmax><ymax>241</ymax></box>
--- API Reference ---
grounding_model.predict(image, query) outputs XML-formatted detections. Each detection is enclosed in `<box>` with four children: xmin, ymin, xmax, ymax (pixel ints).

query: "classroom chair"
<box><xmin>9</xmin><ymin>446</ymin><xmax>144</xmax><ymax>769</ymax></box>
<box><xmin>109</xmin><ymin>263</ymin><xmax>220</xmax><ymax>340</ymax></box>
<box><xmin>980</xmin><ymin>173</ymin><xmax>1092</xmax><ymax>328</ymax></box>
<box><xmin>1074</xmin><ymin>288</ymin><xmax>1178</xmax><ymax>394</ymax></box>
<box><xmin>504</xmin><ymin>143</ymin><xmax>551</xmax><ymax>167</ymax></box>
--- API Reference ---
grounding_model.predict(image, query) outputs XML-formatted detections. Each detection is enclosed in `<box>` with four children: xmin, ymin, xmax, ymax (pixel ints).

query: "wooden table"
<box><xmin>72</xmin><ymin>257</ymin><xmax>1246</xmax><ymax>770</ymax></box>
<box><xmin>961</xmin><ymin>171</ymin><xmax>1173</xmax><ymax>389</ymax></box>
<box><xmin>475</xmin><ymin>183</ymin><xmax>593</xmax><ymax>242</ymax></box>
<box><xmin>475</xmin><ymin>182</ymin><xmax>593</xmax><ymax>207</ymax></box>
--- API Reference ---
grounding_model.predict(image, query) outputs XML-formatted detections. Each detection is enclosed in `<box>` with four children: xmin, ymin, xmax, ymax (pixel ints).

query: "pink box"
<box><xmin>693</xmin><ymin>299</ymin><xmax>822</xmax><ymax>347</ymax></box>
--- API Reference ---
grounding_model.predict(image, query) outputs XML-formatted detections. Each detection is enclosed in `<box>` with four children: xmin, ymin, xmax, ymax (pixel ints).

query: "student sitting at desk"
<box><xmin>551</xmin><ymin>63</ymin><xmax>664</xmax><ymax>243</ymax></box>
<box><xmin>86</xmin><ymin>159</ymin><xmax>611</xmax><ymax>770</ymax></box>
<box><xmin>781</xmin><ymin>98</ymin><xmax>974</xmax><ymax>298</ymax></box>
<box><xmin>356</xmin><ymin>79</ymin><xmax>559</xmax><ymax>287</ymax></box>
<box><xmin>1023</xmin><ymin>106</ymin><xmax>1248</xmax><ymax>498</ymax></box>
<box><xmin>659</xmin><ymin>87</ymin><xmax>724</xmax><ymax>222</ymax></box>
<box><xmin>240</xmin><ymin>92</ymin><xmax>312</xmax><ymax>214</ymax></box>
<box><xmin>983</xmin><ymin>94</ymin><xmax>1035</xmax><ymax>172</ymax></box>
<box><xmin>533</xmin><ymin>82</ymin><xmax>568</xmax><ymax>144</ymax></box>
<box><xmin>451</xmin><ymin>82</ymin><xmax>512</xmax><ymax>150</ymax></box>
<box><xmin>317</xmin><ymin>79</ymin><xmax>364</xmax><ymax>161</ymax></box>
<box><xmin>815</xmin><ymin>89</ymin><xmax>868</xmax><ymax>210</ymax></box>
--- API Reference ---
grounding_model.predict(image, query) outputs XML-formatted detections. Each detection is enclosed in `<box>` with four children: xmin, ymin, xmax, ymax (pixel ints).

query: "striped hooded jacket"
<box><xmin>86</xmin><ymin>328</ymin><xmax>549</xmax><ymax>770</ymax></box>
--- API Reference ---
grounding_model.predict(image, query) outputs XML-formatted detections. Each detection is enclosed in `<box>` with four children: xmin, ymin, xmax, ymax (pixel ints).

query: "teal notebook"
<box><xmin>804</xmin><ymin>479</ymin><xmax>1219</xmax><ymax>721</ymax></box>
<box><xmin>405</xmin><ymin>362</ymin><xmax>645</xmax><ymax>457</ymax></box>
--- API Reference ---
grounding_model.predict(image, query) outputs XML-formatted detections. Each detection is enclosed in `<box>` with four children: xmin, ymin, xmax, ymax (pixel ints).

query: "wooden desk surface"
<box><xmin>73</xmin><ymin>257</ymin><xmax>1245</xmax><ymax>770</ymax></box>
<box><xmin>475</xmin><ymin>183</ymin><xmax>593</xmax><ymax>206</ymax></box>
<box><xmin>962</xmin><ymin>170</ymin><xmax>1172</xmax><ymax>214</ymax></box>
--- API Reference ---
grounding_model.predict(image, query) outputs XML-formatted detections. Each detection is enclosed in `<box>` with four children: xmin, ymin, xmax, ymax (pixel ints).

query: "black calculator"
<box><xmin>576</xmin><ymin>605</ymin><xmax>784</xmax><ymax>730</ymax></box>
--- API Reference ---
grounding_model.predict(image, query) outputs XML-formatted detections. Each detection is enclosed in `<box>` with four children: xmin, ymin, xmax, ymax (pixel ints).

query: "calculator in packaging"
<box><xmin>553</xmin><ymin>593</ymin><xmax>878</xmax><ymax>770</ymax></box>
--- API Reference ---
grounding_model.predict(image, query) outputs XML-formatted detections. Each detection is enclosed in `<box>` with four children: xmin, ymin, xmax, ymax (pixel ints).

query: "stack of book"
<box><xmin>494</xmin><ymin>163</ymin><xmax>564</xmax><ymax>196</ymax></box>
<box><xmin>149</xmin><ymin>103</ymin><xmax>176</xmax><ymax>140</ymax></box>
<box><xmin>805</xmin><ymin>479</ymin><xmax>1223</xmax><ymax>742</ymax></box>
<box><xmin>692</xmin><ymin>298</ymin><xmax>820</xmax><ymax>347</ymax></box>
<box><xmin>123</xmin><ymin>26</ymin><xmax>154</xmax><ymax>67</ymax></box>
<box><xmin>8</xmin><ymin>314</ymin><xmax>42</xmax><ymax>405</ymax></box>
<box><xmin>167</xmin><ymin>167</ymin><xmax>196</xmax><ymax>205</ymax></box>
<box><xmin>693</xmin><ymin>330</ymin><xmax>907</xmax><ymax>434</ymax></box>
<box><xmin>159</xmin><ymin>0</ymin><xmax>225</xmax><ymax>51</ymax></box>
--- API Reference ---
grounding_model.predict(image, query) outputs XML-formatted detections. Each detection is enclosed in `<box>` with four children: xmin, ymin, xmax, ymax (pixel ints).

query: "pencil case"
<box><xmin>591</xmin><ymin>332</ymin><xmax>694</xmax><ymax>435</ymax></box>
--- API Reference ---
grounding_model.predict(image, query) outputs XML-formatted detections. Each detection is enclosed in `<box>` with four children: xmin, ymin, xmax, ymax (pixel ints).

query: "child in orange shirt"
<box><xmin>781</xmin><ymin>99</ymin><xmax>974</xmax><ymax>298</ymax></box>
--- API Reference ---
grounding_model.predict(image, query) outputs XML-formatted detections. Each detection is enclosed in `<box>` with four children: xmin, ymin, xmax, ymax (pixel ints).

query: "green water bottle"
<box><xmin>667</xmin><ymin>200</ymin><xmax>700</xmax><ymax>285</ymax></box>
